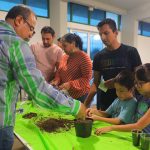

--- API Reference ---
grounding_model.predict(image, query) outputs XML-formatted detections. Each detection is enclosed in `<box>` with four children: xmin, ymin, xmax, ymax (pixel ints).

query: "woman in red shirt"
<box><xmin>51</xmin><ymin>33</ymin><xmax>92</xmax><ymax>102</ymax></box>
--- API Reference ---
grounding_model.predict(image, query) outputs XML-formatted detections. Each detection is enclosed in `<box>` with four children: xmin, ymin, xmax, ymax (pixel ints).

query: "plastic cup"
<box><xmin>132</xmin><ymin>129</ymin><xmax>142</xmax><ymax>146</ymax></box>
<box><xmin>141</xmin><ymin>133</ymin><xmax>150</xmax><ymax>150</ymax></box>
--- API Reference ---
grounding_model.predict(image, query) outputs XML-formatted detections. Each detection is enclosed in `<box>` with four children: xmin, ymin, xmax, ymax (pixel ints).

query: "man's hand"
<box><xmin>104</xmin><ymin>78</ymin><xmax>115</xmax><ymax>89</ymax></box>
<box><xmin>76</xmin><ymin>103</ymin><xmax>86</xmax><ymax>119</ymax></box>
<box><xmin>84</xmin><ymin>83</ymin><xmax>97</xmax><ymax>108</ymax></box>
<box><xmin>94</xmin><ymin>126</ymin><xmax>113</xmax><ymax>135</ymax></box>
<box><xmin>50</xmin><ymin>80</ymin><xmax>59</xmax><ymax>86</ymax></box>
<box><xmin>59</xmin><ymin>82</ymin><xmax>70</xmax><ymax>91</ymax></box>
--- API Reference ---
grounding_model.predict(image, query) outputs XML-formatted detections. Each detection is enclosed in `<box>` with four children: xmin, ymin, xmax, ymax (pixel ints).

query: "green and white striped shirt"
<box><xmin>0</xmin><ymin>20</ymin><xmax>80</xmax><ymax>128</ymax></box>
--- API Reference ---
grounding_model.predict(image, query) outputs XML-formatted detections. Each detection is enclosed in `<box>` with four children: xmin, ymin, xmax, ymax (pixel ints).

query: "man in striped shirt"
<box><xmin>0</xmin><ymin>5</ymin><xmax>85</xmax><ymax>149</ymax></box>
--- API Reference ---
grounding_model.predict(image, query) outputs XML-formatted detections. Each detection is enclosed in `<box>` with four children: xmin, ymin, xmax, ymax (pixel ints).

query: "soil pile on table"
<box><xmin>36</xmin><ymin>118</ymin><xmax>74</xmax><ymax>133</ymax></box>
<box><xmin>22</xmin><ymin>112</ymin><xmax>37</xmax><ymax>119</ymax></box>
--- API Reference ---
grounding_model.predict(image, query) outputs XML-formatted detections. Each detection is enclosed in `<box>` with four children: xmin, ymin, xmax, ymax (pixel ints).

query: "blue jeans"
<box><xmin>0</xmin><ymin>126</ymin><xmax>14</xmax><ymax>150</ymax></box>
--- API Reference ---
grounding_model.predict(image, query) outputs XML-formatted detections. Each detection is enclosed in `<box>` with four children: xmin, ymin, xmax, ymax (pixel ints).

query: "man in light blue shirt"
<box><xmin>87</xmin><ymin>70</ymin><xmax>137</xmax><ymax>125</ymax></box>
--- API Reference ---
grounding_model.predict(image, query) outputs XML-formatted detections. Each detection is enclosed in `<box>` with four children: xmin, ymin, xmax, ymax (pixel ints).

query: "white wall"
<box><xmin>0</xmin><ymin>11</ymin><xmax>7</xmax><ymax>19</ymax></box>
<box><xmin>50</xmin><ymin>0</ymin><xmax>67</xmax><ymax>41</ymax></box>
<box><xmin>137</xmin><ymin>35</ymin><xmax>150</xmax><ymax>63</ymax></box>
<box><xmin>68</xmin><ymin>22</ymin><xmax>98</xmax><ymax>33</ymax></box>
<box><xmin>29</xmin><ymin>17</ymin><xmax>50</xmax><ymax>44</ymax></box>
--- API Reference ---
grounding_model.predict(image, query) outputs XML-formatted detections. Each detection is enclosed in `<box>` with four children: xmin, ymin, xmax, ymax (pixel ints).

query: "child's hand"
<box><xmin>88</xmin><ymin>114</ymin><xmax>100</xmax><ymax>121</ymax></box>
<box><xmin>86</xmin><ymin>108</ymin><xmax>100</xmax><ymax>117</ymax></box>
<box><xmin>94</xmin><ymin>126</ymin><xmax>113</xmax><ymax>135</ymax></box>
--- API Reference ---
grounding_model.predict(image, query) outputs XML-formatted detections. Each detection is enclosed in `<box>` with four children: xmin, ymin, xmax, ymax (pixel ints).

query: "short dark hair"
<box><xmin>135</xmin><ymin>63</ymin><xmax>150</xmax><ymax>82</ymax></box>
<box><xmin>97</xmin><ymin>18</ymin><xmax>117</xmax><ymax>32</ymax></box>
<box><xmin>5</xmin><ymin>4</ymin><xmax>35</xmax><ymax>20</ymax></box>
<box><xmin>41</xmin><ymin>26</ymin><xmax>55</xmax><ymax>36</ymax></box>
<box><xmin>62</xmin><ymin>33</ymin><xmax>83</xmax><ymax>50</ymax></box>
<box><xmin>57</xmin><ymin>37</ymin><xmax>61</xmax><ymax>42</ymax></box>
<box><xmin>114</xmin><ymin>70</ymin><xmax>134</xmax><ymax>90</ymax></box>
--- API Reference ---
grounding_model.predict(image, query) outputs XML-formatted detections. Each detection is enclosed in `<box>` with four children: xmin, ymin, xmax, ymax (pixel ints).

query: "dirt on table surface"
<box><xmin>36</xmin><ymin>118</ymin><xmax>74</xmax><ymax>133</ymax></box>
<box><xmin>22</xmin><ymin>112</ymin><xmax>37</xmax><ymax>119</ymax></box>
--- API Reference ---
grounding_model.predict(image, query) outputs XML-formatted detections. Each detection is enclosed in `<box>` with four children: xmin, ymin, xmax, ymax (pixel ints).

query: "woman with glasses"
<box><xmin>93</xmin><ymin>63</ymin><xmax>150</xmax><ymax>135</ymax></box>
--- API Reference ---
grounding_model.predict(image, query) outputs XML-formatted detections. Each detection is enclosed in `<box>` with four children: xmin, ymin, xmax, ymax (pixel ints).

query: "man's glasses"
<box><xmin>24</xmin><ymin>19</ymin><xmax>35</xmax><ymax>35</ymax></box>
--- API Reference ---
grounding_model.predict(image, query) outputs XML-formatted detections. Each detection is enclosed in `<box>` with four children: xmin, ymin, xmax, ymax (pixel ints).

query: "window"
<box><xmin>90</xmin><ymin>9</ymin><xmax>105</xmax><ymax>26</ymax></box>
<box><xmin>26</xmin><ymin>0</ymin><xmax>48</xmax><ymax>17</ymax></box>
<box><xmin>72</xmin><ymin>4</ymin><xmax>88</xmax><ymax>24</ymax></box>
<box><xmin>67</xmin><ymin>28</ymin><xmax>70</xmax><ymax>33</ymax></box>
<box><xmin>72</xmin><ymin>31</ymin><xmax>88</xmax><ymax>53</ymax></box>
<box><xmin>90</xmin><ymin>34</ymin><xmax>103</xmax><ymax>60</ymax></box>
<box><xmin>139</xmin><ymin>21</ymin><xmax>150</xmax><ymax>37</ymax></box>
<box><xmin>0</xmin><ymin>0</ymin><xmax>23</xmax><ymax>11</ymax></box>
<box><xmin>67</xmin><ymin>2</ymin><xmax>71</xmax><ymax>22</ymax></box>
<box><xmin>0</xmin><ymin>0</ymin><xmax>49</xmax><ymax>18</ymax></box>
<box><xmin>67</xmin><ymin>2</ymin><xmax>121</xmax><ymax>30</ymax></box>
<box><xmin>69</xmin><ymin>29</ymin><xmax>104</xmax><ymax>60</ymax></box>
<box><xmin>138</xmin><ymin>22</ymin><xmax>142</xmax><ymax>35</ymax></box>
<box><xmin>106</xmin><ymin>12</ymin><xmax>120</xmax><ymax>29</ymax></box>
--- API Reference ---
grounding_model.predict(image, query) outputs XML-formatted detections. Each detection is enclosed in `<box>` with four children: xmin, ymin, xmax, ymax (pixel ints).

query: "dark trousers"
<box><xmin>0</xmin><ymin>126</ymin><xmax>14</xmax><ymax>150</ymax></box>
<box><xmin>78</xmin><ymin>93</ymin><xmax>88</xmax><ymax>103</ymax></box>
<box><xmin>97</xmin><ymin>89</ymin><xmax>117</xmax><ymax>110</ymax></box>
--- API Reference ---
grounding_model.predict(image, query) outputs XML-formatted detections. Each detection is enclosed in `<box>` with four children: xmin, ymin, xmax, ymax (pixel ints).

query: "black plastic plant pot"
<box><xmin>74</xmin><ymin>118</ymin><xmax>93</xmax><ymax>138</ymax></box>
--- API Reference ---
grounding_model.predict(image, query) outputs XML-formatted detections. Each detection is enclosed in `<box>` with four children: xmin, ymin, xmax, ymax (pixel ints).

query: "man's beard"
<box><xmin>103</xmin><ymin>40</ymin><xmax>109</xmax><ymax>46</ymax></box>
<box><xmin>43</xmin><ymin>43</ymin><xmax>50</xmax><ymax>48</ymax></box>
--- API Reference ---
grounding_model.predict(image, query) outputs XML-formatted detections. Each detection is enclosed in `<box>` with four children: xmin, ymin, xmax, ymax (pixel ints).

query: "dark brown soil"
<box><xmin>22</xmin><ymin>112</ymin><xmax>37</xmax><ymax>119</ymax></box>
<box><xmin>36</xmin><ymin>118</ymin><xmax>74</xmax><ymax>133</ymax></box>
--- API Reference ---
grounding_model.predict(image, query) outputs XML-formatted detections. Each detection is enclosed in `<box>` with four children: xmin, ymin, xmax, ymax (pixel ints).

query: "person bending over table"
<box><xmin>0</xmin><ymin>5</ymin><xmax>85</xmax><ymax>150</ymax></box>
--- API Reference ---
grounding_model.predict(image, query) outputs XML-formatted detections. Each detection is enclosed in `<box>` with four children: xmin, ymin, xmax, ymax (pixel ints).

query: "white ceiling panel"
<box><xmin>93</xmin><ymin>0</ymin><xmax>150</xmax><ymax>10</ymax></box>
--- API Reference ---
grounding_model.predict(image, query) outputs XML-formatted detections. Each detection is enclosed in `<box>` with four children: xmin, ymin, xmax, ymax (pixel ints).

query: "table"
<box><xmin>14</xmin><ymin>101</ymin><xmax>139</xmax><ymax>150</ymax></box>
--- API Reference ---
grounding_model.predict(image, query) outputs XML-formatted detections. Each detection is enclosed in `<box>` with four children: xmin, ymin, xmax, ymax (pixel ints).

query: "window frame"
<box><xmin>138</xmin><ymin>21</ymin><xmax>150</xmax><ymax>37</ymax></box>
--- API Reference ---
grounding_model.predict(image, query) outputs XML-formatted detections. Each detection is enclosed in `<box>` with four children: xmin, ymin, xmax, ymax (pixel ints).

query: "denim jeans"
<box><xmin>0</xmin><ymin>126</ymin><xmax>14</xmax><ymax>150</ymax></box>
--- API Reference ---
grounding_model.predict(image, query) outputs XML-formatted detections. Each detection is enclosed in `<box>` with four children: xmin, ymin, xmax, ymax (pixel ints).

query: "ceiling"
<box><xmin>93</xmin><ymin>0</ymin><xmax>150</xmax><ymax>22</ymax></box>
<box><xmin>94</xmin><ymin>0</ymin><xmax>150</xmax><ymax>10</ymax></box>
